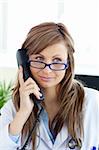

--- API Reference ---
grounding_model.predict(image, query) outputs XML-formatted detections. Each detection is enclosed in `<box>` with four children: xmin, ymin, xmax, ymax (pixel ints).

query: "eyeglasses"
<box><xmin>28</xmin><ymin>60</ymin><xmax>68</xmax><ymax>71</ymax></box>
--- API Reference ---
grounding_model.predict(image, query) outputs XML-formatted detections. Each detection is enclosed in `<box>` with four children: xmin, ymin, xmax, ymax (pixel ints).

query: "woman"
<box><xmin>0</xmin><ymin>22</ymin><xmax>99</xmax><ymax>150</ymax></box>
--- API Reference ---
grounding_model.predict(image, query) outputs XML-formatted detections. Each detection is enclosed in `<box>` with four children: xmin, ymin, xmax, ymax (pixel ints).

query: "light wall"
<box><xmin>0</xmin><ymin>67</ymin><xmax>17</xmax><ymax>83</ymax></box>
<box><xmin>0</xmin><ymin>0</ymin><xmax>99</xmax><ymax>84</ymax></box>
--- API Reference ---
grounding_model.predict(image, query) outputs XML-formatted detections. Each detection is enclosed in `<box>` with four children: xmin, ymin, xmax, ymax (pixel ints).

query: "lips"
<box><xmin>39</xmin><ymin>76</ymin><xmax>53</xmax><ymax>81</ymax></box>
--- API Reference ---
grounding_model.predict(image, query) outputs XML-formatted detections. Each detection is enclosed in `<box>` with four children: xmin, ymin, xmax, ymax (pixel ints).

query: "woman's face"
<box><xmin>29</xmin><ymin>42</ymin><xmax>68</xmax><ymax>88</ymax></box>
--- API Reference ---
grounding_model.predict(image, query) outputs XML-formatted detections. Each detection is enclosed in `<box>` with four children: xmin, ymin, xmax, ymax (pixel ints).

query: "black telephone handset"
<box><xmin>16</xmin><ymin>49</ymin><xmax>44</xmax><ymax>150</ymax></box>
<box><xmin>16</xmin><ymin>49</ymin><xmax>44</xmax><ymax>105</ymax></box>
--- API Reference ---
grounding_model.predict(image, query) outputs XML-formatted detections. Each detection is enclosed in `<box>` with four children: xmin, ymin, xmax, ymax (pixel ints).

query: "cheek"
<box><xmin>56</xmin><ymin>71</ymin><xmax>66</xmax><ymax>82</ymax></box>
<box><xmin>30</xmin><ymin>67</ymin><xmax>36</xmax><ymax>74</ymax></box>
<box><xmin>30</xmin><ymin>67</ymin><xmax>38</xmax><ymax>78</ymax></box>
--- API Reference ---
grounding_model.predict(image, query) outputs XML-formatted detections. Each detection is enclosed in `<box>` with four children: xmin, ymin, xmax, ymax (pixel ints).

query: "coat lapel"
<box><xmin>53</xmin><ymin>124</ymin><xmax>68</xmax><ymax>149</ymax></box>
<box><xmin>36</xmin><ymin>121</ymin><xmax>68</xmax><ymax>149</ymax></box>
<box><xmin>36</xmin><ymin>119</ymin><xmax>53</xmax><ymax>149</ymax></box>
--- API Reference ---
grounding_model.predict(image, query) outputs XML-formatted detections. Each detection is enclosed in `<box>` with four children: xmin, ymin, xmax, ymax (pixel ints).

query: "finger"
<box><xmin>24</xmin><ymin>77</ymin><xmax>40</xmax><ymax>90</ymax></box>
<box><xmin>25</xmin><ymin>84</ymin><xmax>40</xmax><ymax>91</ymax></box>
<box><xmin>18</xmin><ymin>66</ymin><xmax>24</xmax><ymax>86</ymax></box>
<box><xmin>27</xmin><ymin>88</ymin><xmax>42</xmax><ymax>99</ymax></box>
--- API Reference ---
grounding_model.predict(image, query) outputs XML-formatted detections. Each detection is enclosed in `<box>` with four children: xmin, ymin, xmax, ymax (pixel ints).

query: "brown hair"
<box><xmin>13</xmin><ymin>22</ymin><xmax>85</xmax><ymax>149</ymax></box>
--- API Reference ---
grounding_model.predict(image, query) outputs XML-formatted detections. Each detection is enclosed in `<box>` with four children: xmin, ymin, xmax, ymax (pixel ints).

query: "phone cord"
<box><xmin>18</xmin><ymin>106</ymin><xmax>43</xmax><ymax>150</ymax></box>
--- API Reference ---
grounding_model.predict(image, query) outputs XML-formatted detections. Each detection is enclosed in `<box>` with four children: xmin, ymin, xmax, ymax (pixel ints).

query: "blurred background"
<box><xmin>0</xmin><ymin>0</ymin><xmax>99</xmax><ymax>84</ymax></box>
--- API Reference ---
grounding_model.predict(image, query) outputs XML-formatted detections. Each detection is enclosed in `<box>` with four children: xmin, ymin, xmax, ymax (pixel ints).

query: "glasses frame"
<box><xmin>28</xmin><ymin>60</ymin><xmax>68</xmax><ymax>71</ymax></box>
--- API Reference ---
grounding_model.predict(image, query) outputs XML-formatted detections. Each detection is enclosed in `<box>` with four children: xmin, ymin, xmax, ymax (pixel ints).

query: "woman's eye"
<box><xmin>35</xmin><ymin>56</ymin><xmax>44</xmax><ymax>61</ymax></box>
<box><xmin>53</xmin><ymin>58</ymin><xmax>62</xmax><ymax>62</ymax></box>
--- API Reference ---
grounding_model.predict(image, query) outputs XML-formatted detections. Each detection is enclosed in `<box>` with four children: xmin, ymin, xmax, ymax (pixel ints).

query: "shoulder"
<box><xmin>84</xmin><ymin>87</ymin><xmax>99</xmax><ymax>97</ymax></box>
<box><xmin>84</xmin><ymin>87</ymin><xmax>99</xmax><ymax>107</ymax></box>
<box><xmin>83</xmin><ymin>88</ymin><xmax>99</xmax><ymax>146</ymax></box>
<box><xmin>0</xmin><ymin>99</ymin><xmax>16</xmax><ymax>117</ymax></box>
<box><xmin>83</xmin><ymin>87</ymin><xmax>99</xmax><ymax>118</ymax></box>
<box><xmin>0</xmin><ymin>99</ymin><xmax>16</xmax><ymax>127</ymax></box>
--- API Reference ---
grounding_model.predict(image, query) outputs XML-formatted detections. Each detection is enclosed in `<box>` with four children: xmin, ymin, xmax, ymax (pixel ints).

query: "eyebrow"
<box><xmin>36</xmin><ymin>53</ymin><xmax>63</xmax><ymax>58</ymax></box>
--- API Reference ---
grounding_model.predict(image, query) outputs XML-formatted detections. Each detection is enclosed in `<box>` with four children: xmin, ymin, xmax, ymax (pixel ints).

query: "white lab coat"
<box><xmin>0</xmin><ymin>87</ymin><xmax>99</xmax><ymax>150</ymax></box>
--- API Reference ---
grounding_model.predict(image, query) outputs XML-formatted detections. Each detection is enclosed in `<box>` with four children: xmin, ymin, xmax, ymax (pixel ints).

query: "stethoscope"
<box><xmin>68</xmin><ymin>138</ymin><xmax>82</xmax><ymax>149</ymax></box>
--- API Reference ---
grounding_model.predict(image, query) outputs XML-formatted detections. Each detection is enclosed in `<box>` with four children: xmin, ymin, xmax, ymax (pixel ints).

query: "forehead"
<box><xmin>40</xmin><ymin>42</ymin><xmax>68</xmax><ymax>58</ymax></box>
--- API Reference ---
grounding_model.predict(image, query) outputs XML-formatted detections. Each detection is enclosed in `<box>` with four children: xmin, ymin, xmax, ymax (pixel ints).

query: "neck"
<box><xmin>42</xmin><ymin>86</ymin><xmax>60</xmax><ymax>123</ymax></box>
<box><xmin>44</xmin><ymin>87</ymin><xmax>58</xmax><ymax>103</ymax></box>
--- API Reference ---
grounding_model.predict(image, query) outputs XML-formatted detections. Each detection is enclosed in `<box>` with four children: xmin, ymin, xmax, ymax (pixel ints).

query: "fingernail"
<box><xmin>39</xmin><ymin>93</ymin><xmax>42</xmax><ymax>96</ymax></box>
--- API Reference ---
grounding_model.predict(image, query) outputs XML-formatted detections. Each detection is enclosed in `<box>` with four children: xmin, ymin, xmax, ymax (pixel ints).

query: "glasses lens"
<box><xmin>51</xmin><ymin>63</ymin><xmax>66</xmax><ymax>70</ymax></box>
<box><xmin>30</xmin><ymin>61</ymin><xmax>45</xmax><ymax>69</ymax></box>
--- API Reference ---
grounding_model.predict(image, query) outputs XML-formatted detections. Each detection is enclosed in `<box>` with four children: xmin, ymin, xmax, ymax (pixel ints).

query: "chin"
<box><xmin>39</xmin><ymin>81</ymin><xmax>56</xmax><ymax>88</ymax></box>
<box><xmin>40</xmin><ymin>83</ymin><xmax>53</xmax><ymax>88</ymax></box>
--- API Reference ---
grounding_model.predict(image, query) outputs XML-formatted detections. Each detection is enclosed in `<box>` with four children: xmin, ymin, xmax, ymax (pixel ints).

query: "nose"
<box><xmin>42</xmin><ymin>65</ymin><xmax>52</xmax><ymax>73</ymax></box>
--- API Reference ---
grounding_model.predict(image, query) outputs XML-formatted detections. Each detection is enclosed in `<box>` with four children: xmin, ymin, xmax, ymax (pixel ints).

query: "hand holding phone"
<box><xmin>16</xmin><ymin>49</ymin><xmax>44</xmax><ymax>105</ymax></box>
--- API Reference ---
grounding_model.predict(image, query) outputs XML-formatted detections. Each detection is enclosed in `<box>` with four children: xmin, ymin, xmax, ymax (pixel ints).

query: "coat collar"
<box><xmin>36</xmin><ymin>119</ymin><xmax>68</xmax><ymax>149</ymax></box>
